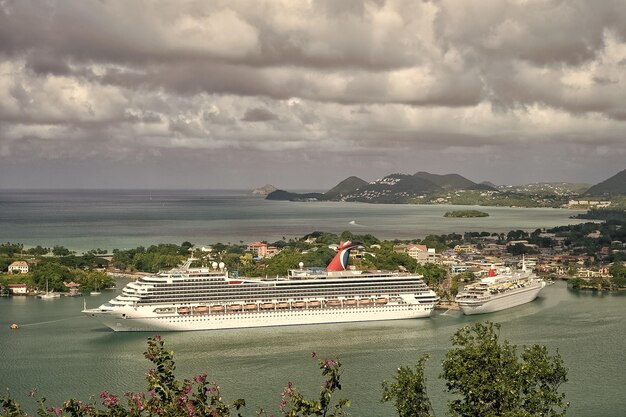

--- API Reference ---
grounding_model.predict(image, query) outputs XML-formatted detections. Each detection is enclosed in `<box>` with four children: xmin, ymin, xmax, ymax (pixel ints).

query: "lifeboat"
<box><xmin>325</xmin><ymin>299</ymin><xmax>341</xmax><ymax>307</ymax></box>
<box><xmin>260</xmin><ymin>303</ymin><xmax>275</xmax><ymax>310</ymax></box>
<box><xmin>193</xmin><ymin>306</ymin><xmax>209</xmax><ymax>314</ymax></box>
<box><xmin>177</xmin><ymin>307</ymin><xmax>191</xmax><ymax>315</ymax></box>
<box><xmin>228</xmin><ymin>304</ymin><xmax>243</xmax><ymax>311</ymax></box>
<box><xmin>375</xmin><ymin>298</ymin><xmax>388</xmax><ymax>305</ymax></box>
<box><xmin>343</xmin><ymin>299</ymin><xmax>357</xmax><ymax>306</ymax></box>
<box><xmin>307</xmin><ymin>301</ymin><xmax>321</xmax><ymax>308</ymax></box>
<box><xmin>210</xmin><ymin>305</ymin><xmax>225</xmax><ymax>313</ymax></box>
<box><xmin>292</xmin><ymin>301</ymin><xmax>305</xmax><ymax>309</ymax></box>
<box><xmin>244</xmin><ymin>303</ymin><xmax>257</xmax><ymax>310</ymax></box>
<box><xmin>155</xmin><ymin>307</ymin><xmax>175</xmax><ymax>314</ymax></box>
<box><xmin>10</xmin><ymin>323</ymin><xmax>19</xmax><ymax>330</ymax></box>
<box><xmin>358</xmin><ymin>298</ymin><xmax>372</xmax><ymax>306</ymax></box>
<box><xmin>276</xmin><ymin>302</ymin><xmax>289</xmax><ymax>309</ymax></box>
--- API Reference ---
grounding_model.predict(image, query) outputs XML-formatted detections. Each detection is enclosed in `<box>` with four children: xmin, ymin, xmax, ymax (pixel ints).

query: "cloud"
<box><xmin>0</xmin><ymin>0</ymin><xmax>625</xmax><ymax>188</ymax></box>
<box><xmin>241</xmin><ymin>107</ymin><xmax>279</xmax><ymax>122</ymax></box>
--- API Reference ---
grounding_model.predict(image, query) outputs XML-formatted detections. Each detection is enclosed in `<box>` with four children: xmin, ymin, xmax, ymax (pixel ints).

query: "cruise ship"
<box><xmin>83</xmin><ymin>241</ymin><xmax>439</xmax><ymax>331</ymax></box>
<box><xmin>455</xmin><ymin>261</ymin><xmax>545</xmax><ymax>315</ymax></box>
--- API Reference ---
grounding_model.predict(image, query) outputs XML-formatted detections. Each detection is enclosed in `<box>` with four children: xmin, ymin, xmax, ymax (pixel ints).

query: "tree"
<box><xmin>441</xmin><ymin>322</ymin><xmax>568</xmax><ymax>417</ymax></box>
<box><xmin>280</xmin><ymin>353</ymin><xmax>349</xmax><ymax>417</ymax></box>
<box><xmin>609</xmin><ymin>263</ymin><xmax>626</xmax><ymax>288</ymax></box>
<box><xmin>52</xmin><ymin>245</ymin><xmax>71</xmax><ymax>257</ymax></box>
<box><xmin>382</xmin><ymin>354</ymin><xmax>433</xmax><ymax>417</ymax></box>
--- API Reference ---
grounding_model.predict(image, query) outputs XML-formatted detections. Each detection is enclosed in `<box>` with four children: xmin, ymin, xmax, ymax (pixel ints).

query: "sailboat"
<box><xmin>90</xmin><ymin>281</ymin><xmax>101</xmax><ymax>296</ymax></box>
<box><xmin>38</xmin><ymin>279</ymin><xmax>60</xmax><ymax>299</ymax></box>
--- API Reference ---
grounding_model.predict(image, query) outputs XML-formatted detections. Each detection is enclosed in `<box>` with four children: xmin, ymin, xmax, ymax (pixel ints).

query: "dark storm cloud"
<box><xmin>0</xmin><ymin>0</ymin><xmax>625</xmax><ymax>188</ymax></box>
<box><xmin>241</xmin><ymin>108</ymin><xmax>279</xmax><ymax>122</ymax></box>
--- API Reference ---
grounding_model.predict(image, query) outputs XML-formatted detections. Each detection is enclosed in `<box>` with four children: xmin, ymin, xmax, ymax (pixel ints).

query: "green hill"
<box><xmin>584</xmin><ymin>169</ymin><xmax>626</xmax><ymax>196</ymax></box>
<box><xmin>324</xmin><ymin>176</ymin><xmax>368</xmax><ymax>199</ymax></box>
<box><xmin>413</xmin><ymin>171</ymin><xmax>477</xmax><ymax>189</ymax></box>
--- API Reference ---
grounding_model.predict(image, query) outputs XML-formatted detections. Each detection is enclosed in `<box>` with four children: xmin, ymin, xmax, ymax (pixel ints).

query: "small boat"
<box><xmin>154</xmin><ymin>307</ymin><xmax>175</xmax><ymax>314</ymax></box>
<box><xmin>358</xmin><ymin>298</ymin><xmax>372</xmax><ymax>306</ymax></box>
<box><xmin>10</xmin><ymin>323</ymin><xmax>19</xmax><ymax>330</ymax></box>
<box><xmin>210</xmin><ymin>305</ymin><xmax>225</xmax><ymax>312</ymax></box>
<box><xmin>177</xmin><ymin>307</ymin><xmax>191</xmax><ymax>315</ymax></box>
<box><xmin>38</xmin><ymin>279</ymin><xmax>60</xmax><ymax>299</ymax></box>
<box><xmin>291</xmin><ymin>301</ymin><xmax>305</xmax><ymax>309</ymax></box>
<box><xmin>375</xmin><ymin>297</ymin><xmax>388</xmax><ymax>305</ymax></box>
<box><xmin>307</xmin><ymin>301</ymin><xmax>321</xmax><ymax>308</ymax></box>
<box><xmin>244</xmin><ymin>303</ymin><xmax>258</xmax><ymax>310</ymax></box>
<box><xmin>228</xmin><ymin>304</ymin><xmax>243</xmax><ymax>311</ymax></box>
<box><xmin>325</xmin><ymin>299</ymin><xmax>341</xmax><ymax>307</ymax></box>
<box><xmin>260</xmin><ymin>303</ymin><xmax>276</xmax><ymax>310</ymax></box>
<box><xmin>343</xmin><ymin>299</ymin><xmax>357</xmax><ymax>306</ymax></box>
<box><xmin>276</xmin><ymin>302</ymin><xmax>289</xmax><ymax>309</ymax></box>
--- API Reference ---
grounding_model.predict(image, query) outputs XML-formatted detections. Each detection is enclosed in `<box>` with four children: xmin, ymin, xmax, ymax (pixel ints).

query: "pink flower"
<box><xmin>46</xmin><ymin>407</ymin><xmax>62</xmax><ymax>416</ymax></box>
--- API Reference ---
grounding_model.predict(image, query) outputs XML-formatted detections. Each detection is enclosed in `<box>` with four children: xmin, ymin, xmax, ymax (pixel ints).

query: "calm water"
<box><xmin>0</xmin><ymin>189</ymin><xmax>585</xmax><ymax>251</ymax></box>
<box><xmin>1</xmin><ymin>282</ymin><xmax>625</xmax><ymax>416</ymax></box>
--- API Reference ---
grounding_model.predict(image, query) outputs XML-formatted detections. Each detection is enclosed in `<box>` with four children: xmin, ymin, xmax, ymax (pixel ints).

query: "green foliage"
<box><xmin>26</xmin><ymin>246</ymin><xmax>50</xmax><ymax>256</ymax></box>
<box><xmin>417</xmin><ymin>264</ymin><xmax>447</xmax><ymax>287</ymax></box>
<box><xmin>51</xmin><ymin>246</ymin><xmax>71</xmax><ymax>257</ymax></box>
<box><xmin>507</xmin><ymin>243</ymin><xmax>537</xmax><ymax>256</ymax></box>
<box><xmin>110</xmin><ymin>245</ymin><xmax>187</xmax><ymax>273</ymax></box>
<box><xmin>382</xmin><ymin>354</ymin><xmax>433</xmax><ymax>417</ymax></box>
<box><xmin>609</xmin><ymin>263</ymin><xmax>626</xmax><ymax>287</ymax></box>
<box><xmin>280</xmin><ymin>353</ymin><xmax>349</xmax><ymax>417</ymax></box>
<box><xmin>0</xmin><ymin>243</ymin><xmax>23</xmax><ymax>257</ymax></box>
<box><xmin>441</xmin><ymin>322</ymin><xmax>568</xmax><ymax>417</ymax></box>
<box><xmin>444</xmin><ymin>210</ymin><xmax>489</xmax><ymax>218</ymax></box>
<box><xmin>31</xmin><ymin>262</ymin><xmax>73</xmax><ymax>291</ymax></box>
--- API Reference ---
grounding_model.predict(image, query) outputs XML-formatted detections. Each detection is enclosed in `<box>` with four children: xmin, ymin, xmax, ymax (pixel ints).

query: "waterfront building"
<box><xmin>7</xmin><ymin>283</ymin><xmax>28</xmax><ymax>294</ymax></box>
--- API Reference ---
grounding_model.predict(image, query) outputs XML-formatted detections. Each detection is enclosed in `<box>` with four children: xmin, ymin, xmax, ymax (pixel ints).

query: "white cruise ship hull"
<box><xmin>457</xmin><ymin>282</ymin><xmax>545</xmax><ymax>315</ymax></box>
<box><xmin>84</xmin><ymin>303</ymin><xmax>435</xmax><ymax>332</ymax></box>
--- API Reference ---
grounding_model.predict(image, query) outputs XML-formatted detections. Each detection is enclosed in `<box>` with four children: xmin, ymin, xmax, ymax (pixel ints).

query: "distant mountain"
<box><xmin>480</xmin><ymin>181</ymin><xmax>497</xmax><ymax>188</ymax></box>
<box><xmin>251</xmin><ymin>184</ymin><xmax>277</xmax><ymax>196</ymax></box>
<box><xmin>584</xmin><ymin>169</ymin><xmax>626</xmax><ymax>196</ymax></box>
<box><xmin>324</xmin><ymin>176</ymin><xmax>368</xmax><ymax>199</ymax></box>
<box><xmin>413</xmin><ymin>171</ymin><xmax>477</xmax><ymax>190</ymax></box>
<box><xmin>338</xmin><ymin>173</ymin><xmax>443</xmax><ymax>203</ymax></box>
<box><xmin>266</xmin><ymin>171</ymin><xmax>587</xmax><ymax>205</ymax></box>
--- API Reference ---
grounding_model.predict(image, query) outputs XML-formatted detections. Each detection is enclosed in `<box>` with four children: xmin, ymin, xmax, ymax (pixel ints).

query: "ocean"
<box><xmin>0</xmin><ymin>189</ymin><xmax>586</xmax><ymax>251</ymax></box>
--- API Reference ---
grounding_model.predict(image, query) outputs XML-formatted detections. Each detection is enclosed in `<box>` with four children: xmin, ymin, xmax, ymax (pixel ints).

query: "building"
<box><xmin>247</xmin><ymin>242</ymin><xmax>281</xmax><ymax>258</ymax></box>
<box><xmin>8</xmin><ymin>261</ymin><xmax>29</xmax><ymax>274</ymax></box>
<box><xmin>247</xmin><ymin>241</ymin><xmax>268</xmax><ymax>257</ymax></box>
<box><xmin>405</xmin><ymin>244</ymin><xmax>438</xmax><ymax>264</ymax></box>
<box><xmin>7</xmin><ymin>283</ymin><xmax>28</xmax><ymax>294</ymax></box>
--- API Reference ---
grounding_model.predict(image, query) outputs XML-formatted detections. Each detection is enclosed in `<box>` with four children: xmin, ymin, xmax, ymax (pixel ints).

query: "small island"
<box><xmin>444</xmin><ymin>210</ymin><xmax>489</xmax><ymax>218</ymax></box>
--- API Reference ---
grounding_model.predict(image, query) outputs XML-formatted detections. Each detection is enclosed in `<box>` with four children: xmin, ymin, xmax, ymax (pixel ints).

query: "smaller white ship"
<box><xmin>455</xmin><ymin>260</ymin><xmax>545</xmax><ymax>315</ymax></box>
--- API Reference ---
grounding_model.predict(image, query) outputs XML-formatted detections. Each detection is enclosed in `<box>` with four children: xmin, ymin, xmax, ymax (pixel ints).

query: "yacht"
<box><xmin>455</xmin><ymin>261</ymin><xmax>545</xmax><ymax>315</ymax></box>
<box><xmin>83</xmin><ymin>241</ymin><xmax>439</xmax><ymax>331</ymax></box>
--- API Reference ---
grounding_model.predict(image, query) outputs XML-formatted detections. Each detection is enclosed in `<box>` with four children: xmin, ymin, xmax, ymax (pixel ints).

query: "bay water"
<box><xmin>1</xmin><ymin>282</ymin><xmax>625</xmax><ymax>416</ymax></box>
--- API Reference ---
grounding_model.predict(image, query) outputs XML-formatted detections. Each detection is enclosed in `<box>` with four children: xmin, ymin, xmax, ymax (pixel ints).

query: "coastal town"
<box><xmin>2</xmin><ymin>214</ymin><xmax>625</xmax><ymax>301</ymax></box>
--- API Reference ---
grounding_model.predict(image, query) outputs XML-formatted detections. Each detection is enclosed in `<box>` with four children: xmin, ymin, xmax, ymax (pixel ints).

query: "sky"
<box><xmin>0</xmin><ymin>0</ymin><xmax>625</xmax><ymax>190</ymax></box>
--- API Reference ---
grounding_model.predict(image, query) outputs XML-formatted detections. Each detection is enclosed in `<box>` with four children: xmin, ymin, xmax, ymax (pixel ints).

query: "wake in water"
<box><xmin>20</xmin><ymin>317</ymin><xmax>82</xmax><ymax>327</ymax></box>
<box><xmin>348</xmin><ymin>220</ymin><xmax>367</xmax><ymax>227</ymax></box>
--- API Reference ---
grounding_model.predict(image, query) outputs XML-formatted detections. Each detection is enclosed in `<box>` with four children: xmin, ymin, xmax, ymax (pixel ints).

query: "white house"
<box><xmin>8</xmin><ymin>261</ymin><xmax>29</xmax><ymax>274</ymax></box>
